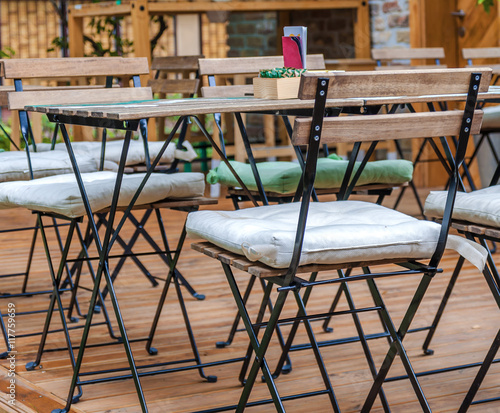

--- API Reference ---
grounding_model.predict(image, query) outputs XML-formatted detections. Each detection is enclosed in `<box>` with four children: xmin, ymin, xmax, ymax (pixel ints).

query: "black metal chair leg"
<box><xmin>238</xmin><ymin>280</ymin><xmax>275</xmax><ymax>385</ymax></box>
<box><xmin>73</xmin><ymin>222</ymin><xmax>119</xmax><ymax>340</ymax></box>
<box><xmin>26</xmin><ymin>217</ymin><xmax>80</xmax><ymax>387</ymax></box>
<box><xmin>422</xmin><ymin>255</ymin><xmax>464</xmax><ymax>355</ymax></box>
<box><xmin>153</xmin><ymin>208</ymin><xmax>205</xmax><ymax>300</ymax></box>
<box><xmin>222</xmin><ymin>262</ymin><xmax>286</xmax><ymax>413</ymax></box>
<box><xmin>216</xmin><ymin>276</ymin><xmax>256</xmax><ymax>348</ymax></box>
<box><xmin>292</xmin><ymin>290</ymin><xmax>341</xmax><ymax>412</ymax></box>
<box><xmin>362</xmin><ymin>273</ymin><xmax>434</xmax><ymax>413</ymax></box>
<box><xmin>458</xmin><ymin>329</ymin><xmax>500</xmax><ymax>412</ymax></box>
<box><xmin>20</xmin><ymin>222</ymin><xmax>38</xmax><ymax>293</ymax></box>
<box><xmin>0</xmin><ymin>308</ymin><xmax>11</xmax><ymax>358</ymax></box>
<box><xmin>172</xmin><ymin>271</ymin><xmax>217</xmax><ymax>382</ymax></box>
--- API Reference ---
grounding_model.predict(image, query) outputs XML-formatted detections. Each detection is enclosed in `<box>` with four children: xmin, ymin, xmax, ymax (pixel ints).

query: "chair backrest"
<box><xmin>5</xmin><ymin>57</ymin><xmax>153</xmax><ymax>177</ymax></box>
<box><xmin>289</xmin><ymin>68</ymin><xmax>488</xmax><ymax>270</ymax></box>
<box><xmin>199</xmin><ymin>54</ymin><xmax>325</xmax><ymax>98</ymax></box>
<box><xmin>462</xmin><ymin>47</ymin><xmax>500</xmax><ymax>66</ymax></box>
<box><xmin>371</xmin><ymin>47</ymin><xmax>445</xmax><ymax>70</ymax></box>
<box><xmin>5</xmin><ymin>57</ymin><xmax>152</xmax><ymax>111</ymax></box>
<box><xmin>148</xmin><ymin>55</ymin><xmax>202</xmax><ymax>96</ymax></box>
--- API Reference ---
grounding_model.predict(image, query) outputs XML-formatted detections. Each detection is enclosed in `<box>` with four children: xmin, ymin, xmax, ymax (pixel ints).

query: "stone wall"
<box><xmin>370</xmin><ymin>0</ymin><xmax>410</xmax><ymax>49</ymax></box>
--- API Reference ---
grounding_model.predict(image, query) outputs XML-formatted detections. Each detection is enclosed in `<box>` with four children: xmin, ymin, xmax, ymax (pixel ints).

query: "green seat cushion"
<box><xmin>206</xmin><ymin>157</ymin><xmax>413</xmax><ymax>194</ymax></box>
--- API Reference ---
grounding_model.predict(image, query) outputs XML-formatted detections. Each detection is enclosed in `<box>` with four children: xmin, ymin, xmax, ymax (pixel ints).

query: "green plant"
<box><xmin>259</xmin><ymin>68</ymin><xmax>306</xmax><ymax>78</ymax></box>
<box><xmin>478</xmin><ymin>0</ymin><xmax>496</xmax><ymax>12</ymax></box>
<box><xmin>0</xmin><ymin>47</ymin><xmax>15</xmax><ymax>58</ymax></box>
<box><xmin>48</xmin><ymin>1</ymin><xmax>168</xmax><ymax>57</ymax></box>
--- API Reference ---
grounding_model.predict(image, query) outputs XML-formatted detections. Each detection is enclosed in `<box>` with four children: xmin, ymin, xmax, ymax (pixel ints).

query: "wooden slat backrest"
<box><xmin>292</xmin><ymin>110</ymin><xmax>483</xmax><ymax>145</ymax></box>
<box><xmin>198</xmin><ymin>54</ymin><xmax>325</xmax><ymax>76</ymax></box>
<box><xmin>298</xmin><ymin>68</ymin><xmax>492</xmax><ymax>100</ymax></box>
<box><xmin>201</xmin><ymin>84</ymin><xmax>253</xmax><ymax>98</ymax></box>
<box><xmin>2</xmin><ymin>57</ymin><xmax>150</xmax><ymax>79</ymax></box>
<box><xmin>148</xmin><ymin>78</ymin><xmax>199</xmax><ymax>95</ymax></box>
<box><xmin>151</xmin><ymin>56</ymin><xmax>202</xmax><ymax>72</ymax></box>
<box><xmin>371</xmin><ymin>47</ymin><xmax>445</xmax><ymax>62</ymax></box>
<box><xmin>200</xmin><ymin>55</ymin><xmax>326</xmax><ymax>98</ymax></box>
<box><xmin>7</xmin><ymin>87</ymin><xmax>153</xmax><ymax>111</ymax></box>
<box><xmin>462</xmin><ymin>47</ymin><xmax>500</xmax><ymax>60</ymax></box>
<box><xmin>293</xmin><ymin>68</ymin><xmax>489</xmax><ymax>146</ymax></box>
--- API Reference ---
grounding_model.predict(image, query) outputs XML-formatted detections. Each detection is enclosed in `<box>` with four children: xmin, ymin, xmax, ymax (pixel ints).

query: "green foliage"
<box><xmin>478</xmin><ymin>0</ymin><xmax>496</xmax><ymax>12</ymax></box>
<box><xmin>0</xmin><ymin>47</ymin><xmax>15</xmax><ymax>58</ymax></box>
<box><xmin>49</xmin><ymin>16</ymin><xmax>134</xmax><ymax>57</ymax></box>
<box><xmin>259</xmin><ymin>68</ymin><xmax>306</xmax><ymax>78</ymax></box>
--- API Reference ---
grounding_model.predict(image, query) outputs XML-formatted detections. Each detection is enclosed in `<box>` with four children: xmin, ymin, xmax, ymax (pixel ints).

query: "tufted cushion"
<box><xmin>425</xmin><ymin>185</ymin><xmax>500</xmax><ymax>228</ymax></box>
<box><xmin>0</xmin><ymin>151</ymin><xmax>105</xmax><ymax>182</ymax></box>
<box><xmin>0</xmin><ymin>171</ymin><xmax>205</xmax><ymax>218</ymax></box>
<box><xmin>206</xmin><ymin>158</ymin><xmax>413</xmax><ymax>194</ymax></box>
<box><xmin>34</xmin><ymin>139</ymin><xmax>197</xmax><ymax>166</ymax></box>
<box><xmin>480</xmin><ymin>105</ymin><xmax>500</xmax><ymax>131</ymax></box>
<box><xmin>187</xmin><ymin>201</ymin><xmax>444</xmax><ymax>268</ymax></box>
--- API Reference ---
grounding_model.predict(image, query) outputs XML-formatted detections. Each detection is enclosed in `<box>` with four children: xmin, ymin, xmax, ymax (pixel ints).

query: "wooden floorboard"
<box><xmin>0</xmin><ymin>188</ymin><xmax>500</xmax><ymax>412</ymax></box>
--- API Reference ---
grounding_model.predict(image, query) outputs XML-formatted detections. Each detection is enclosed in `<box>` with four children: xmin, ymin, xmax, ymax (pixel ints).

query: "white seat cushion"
<box><xmin>34</xmin><ymin>139</ymin><xmax>197</xmax><ymax>166</ymax></box>
<box><xmin>425</xmin><ymin>185</ymin><xmax>500</xmax><ymax>228</ymax></box>
<box><xmin>0</xmin><ymin>171</ymin><xmax>205</xmax><ymax>218</ymax></box>
<box><xmin>186</xmin><ymin>201</ymin><xmax>444</xmax><ymax>269</ymax></box>
<box><xmin>480</xmin><ymin>105</ymin><xmax>500</xmax><ymax>131</ymax></box>
<box><xmin>0</xmin><ymin>151</ymin><xmax>104</xmax><ymax>182</ymax></box>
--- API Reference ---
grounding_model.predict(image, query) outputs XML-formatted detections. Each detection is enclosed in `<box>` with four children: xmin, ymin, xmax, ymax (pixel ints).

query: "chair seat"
<box><xmin>187</xmin><ymin>201</ymin><xmax>444</xmax><ymax>269</ymax></box>
<box><xmin>480</xmin><ymin>105</ymin><xmax>500</xmax><ymax>131</ymax></box>
<box><xmin>0</xmin><ymin>150</ymin><xmax>109</xmax><ymax>182</ymax></box>
<box><xmin>34</xmin><ymin>139</ymin><xmax>197</xmax><ymax>167</ymax></box>
<box><xmin>0</xmin><ymin>171</ymin><xmax>205</xmax><ymax>218</ymax></box>
<box><xmin>206</xmin><ymin>158</ymin><xmax>413</xmax><ymax>194</ymax></box>
<box><xmin>425</xmin><ymin>185</ymin><xmax>500</xmax><ymax>228</ymax></box>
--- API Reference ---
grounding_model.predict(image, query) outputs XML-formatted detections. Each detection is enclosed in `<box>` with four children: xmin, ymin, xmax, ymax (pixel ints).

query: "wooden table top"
<box><xmin>24</xmin><ymin>86</ymin><xmax>500</xmax><ymax>122</ymax></box>
<box><xmin>25</xmin><ymin>96</ymin><xmax>365</xmax><ymax>120</ymax></box>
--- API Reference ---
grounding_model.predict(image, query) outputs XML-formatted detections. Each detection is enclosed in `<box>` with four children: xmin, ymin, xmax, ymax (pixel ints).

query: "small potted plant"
<box><xmin>253</xmin><ymin>67</ymin><xmax>306</xmax><ymax>99</ymax></box>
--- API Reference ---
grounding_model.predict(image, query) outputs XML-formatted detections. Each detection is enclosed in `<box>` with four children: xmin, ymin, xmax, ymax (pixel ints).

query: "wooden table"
<box><xmin>27</xmin><ymin>87</ymin><xmax>500</xmax><ymax>121</ymax></box>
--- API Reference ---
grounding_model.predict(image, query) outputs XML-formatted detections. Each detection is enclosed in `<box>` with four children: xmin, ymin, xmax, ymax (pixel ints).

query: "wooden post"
<box><xmin>68</xmin><ymin>8</ymin><xmax>84</xmax><ymax>58</ymax></box>
<box><xmin>353</xmin><ymin>0</ymin><xmax>371</xmax><ymax>58</ymax></box>
<box><xmin>131</xmin><ymin>0</ymin><xmax>156</xmax><ymax>140</ymax></box>
<box><xmin>67</xmin><ymin>6</ymin><xmax>87</xmax><ymax>140</ymax></box>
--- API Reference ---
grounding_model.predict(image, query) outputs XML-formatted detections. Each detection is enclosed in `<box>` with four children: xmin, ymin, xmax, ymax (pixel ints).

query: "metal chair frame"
<box><xmin>189</xmin><ymin>69</ymin><xmax>483</xmax><ymax>411</ymax></box>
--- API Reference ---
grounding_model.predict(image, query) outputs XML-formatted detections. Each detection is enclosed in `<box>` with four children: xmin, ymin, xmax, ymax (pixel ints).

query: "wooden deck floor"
<box><xmin>0</xmin><ymin>190</ymin><xmax>499</xmax><ymax>413</ymax></box>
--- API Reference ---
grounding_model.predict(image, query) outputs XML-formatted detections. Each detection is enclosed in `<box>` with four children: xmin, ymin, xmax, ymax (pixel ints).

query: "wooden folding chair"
<box><xmin>187</xmin><ymin>67</ymin><xmax>489</xmax><ymax>411</ymax></box>
<box><xmin>422</xmin><ymin>143</ymin><xmax>500</xmax><ymax>412</ymax></box>
<box><xmin>372</xmin><ymin>47</ymin><xmax>446</xmax><ymax>69</ymax></box>
<box><xmin>200</xmin><ymin>55</ymin><xmax>415</xmax><ymax>353</ymax></box>
<box><xmin>0</xmin><ymin>60</ymin><xmax>138</xmax><ymax>358</ymax></box>
<box><xmin>461</xmin><ymin>47</ymin><xmax>500</xmax><ymax>186</ymax></box>
<box><xmin>0</xmin><ymin>58</ymin><xmax>218</xmax><ymax>405</ymax></box>
<box><xmin>370</xmin><ymin>47</ymin><xmax>468</xmax><ymax>215</ymax></box>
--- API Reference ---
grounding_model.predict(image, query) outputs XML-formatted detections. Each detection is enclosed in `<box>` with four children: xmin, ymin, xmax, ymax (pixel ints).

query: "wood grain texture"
<box><xmin>371</xmin><ymin>47</ymin><xmax>445</xmax><ymax>61</ymax></box>
<box><xmin>1</xmin><ymin>57</ymin><xmax>149</xmax><ymax>79</ymax></box>
<box><xmin>292</xmin><ymin>110</ymin><xmax>484</xmax><ymax>145</ymax></box>
<box><xmin>148</xmin><ymin>79</ymin><xmax>199</xmax><ymax>95</ymax></box>
<box><xmin>0</xmin><ymin>197</ymin><xmax>498</xmax><ymax>412</ymax></box>
<box><xmin>8</xmin><ymin>87</ymin><xmax>153</xmax><ymax>110</ymax></box>
<box><xmin>462</xmin><ymin>47</ymin><xmax>500</xmax><ymax>60</ymax></box>
<box><xmin>198</xmin><ymin>54</ymin><xmax>325</xmax><ymax>76</ymax></box>
<box><xmin>298</xmin><ymin>68</ymin><xmax>493</xmax><ymax>100</ymax></box>
<box><xmin>151</xmin><ymin>56</ymin><xmax>202</xmax><ymax>71</ymax></box>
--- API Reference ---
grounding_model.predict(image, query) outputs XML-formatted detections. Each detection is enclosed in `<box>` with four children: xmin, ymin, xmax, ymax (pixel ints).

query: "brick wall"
<box><xmin>289</xmin><ymin>9</ymin><xmax>355</xmax><ymax>58</ymax></box>
<box><xmin>226</xmin><ymin>1</ymin><xmax>411</xmax><ymax>58</ymax></box>
<box><xmin>227</xmin><ymin>9</ymin><xmax>356</xmax><ymax>59</ymax></box>
<box><xmin>227</xmin><ymin>12</ymin><xmax>277</xmax><ymax>57</ymax></box>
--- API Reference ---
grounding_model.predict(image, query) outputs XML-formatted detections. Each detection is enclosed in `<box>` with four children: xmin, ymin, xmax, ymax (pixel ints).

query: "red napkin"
<box><xmin>282</xmin><ymin>36</ymin><xmax>303</xmax><ymax>69</ymax></box>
